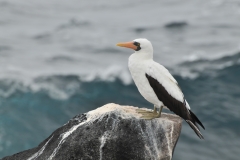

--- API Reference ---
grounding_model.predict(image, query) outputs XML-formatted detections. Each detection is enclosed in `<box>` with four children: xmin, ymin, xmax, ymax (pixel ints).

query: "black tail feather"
<box><xmin>186</xmin><ymin>120</ymin><xmax>204</xmax><ymax>139</ymax></box>
<box><xmin>189</xmin><ymin>110</ymin><xmax>205</xmax><ymax>130</ymax></box>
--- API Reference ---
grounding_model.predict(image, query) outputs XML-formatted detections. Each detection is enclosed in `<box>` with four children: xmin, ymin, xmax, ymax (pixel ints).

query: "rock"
<box><xmin>2</xmin><ymin>103</ymin><xmax>182</xmax><ymax>160</ymax></box>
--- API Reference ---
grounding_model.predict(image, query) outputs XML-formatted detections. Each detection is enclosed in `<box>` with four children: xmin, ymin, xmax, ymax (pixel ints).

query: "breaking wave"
<box><xmin>0</xmin><ymin>50</ymin><xmax>239</xmax><ymax>101</ymax></box>
<box><xmin>1</xmin><ymin>54</ymin><xmax>239</xmax><ymax>158</ymax></box>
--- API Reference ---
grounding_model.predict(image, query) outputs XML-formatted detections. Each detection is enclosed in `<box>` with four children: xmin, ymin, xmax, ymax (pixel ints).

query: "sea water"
<box><xmin>0</xmin><ymin>0</ymin><xmax>239</xmax><ymax>159</ymax></box>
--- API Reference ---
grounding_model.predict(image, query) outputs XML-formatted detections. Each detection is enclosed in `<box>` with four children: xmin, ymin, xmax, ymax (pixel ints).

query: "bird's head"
<box><xmin>116</xmin><ymin>38</ymin><xmax>153</xmax><ymax>58</ymax></box>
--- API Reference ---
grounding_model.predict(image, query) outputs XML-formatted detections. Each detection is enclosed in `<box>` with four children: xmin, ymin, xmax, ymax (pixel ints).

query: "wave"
<box><xmin>0</xmin><ymin>65</ymin><xmax>132</xmax><ymax>100</ymax></box>
<box><xmin>0</xmin><ymin>45</ymin><xmax>11</xmax><ymax>52</ymax></box>
<box><xmin>0</xmin><ymin>60</ymin><xmax>239</xmax><ymax>102</ymax></box>
<box><xmin>0</xmin><ymin>49</ymin><xmax>239</xmax><ymax>101</ymax></box>
<box><xmin>132</xmin><ymin>20</ymin><xmax>188</xmax><ymax>33</ymax></box>
<box><xmin>164</xmin><ymin>21</ymin><xmax>188</xmax><ymax>29</ymax></box>
<box><xmin>174</xmin><ymin>50</ymin><xmax>240</xmax><ymax>78</ymax></box>
<box><xmin>32</xmin><ymin>18</ymin><xmax>90</xmax><ymax>42</ymax></box>
<box><xmin>1</xmin><ymin>64</ymin><xmax>239</xmax><ymax>159</ymax></box>
<box><xmin>56</xmin><ymin>18</ymin><xmax>90</xmax><ymax>30</ymax></box>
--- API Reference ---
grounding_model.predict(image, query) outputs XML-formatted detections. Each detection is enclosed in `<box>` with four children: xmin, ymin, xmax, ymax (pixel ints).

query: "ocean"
<box><xmin>0</xmin><ymin>0</ymin><xmax>240</xmax><ymax>159</ymax></box>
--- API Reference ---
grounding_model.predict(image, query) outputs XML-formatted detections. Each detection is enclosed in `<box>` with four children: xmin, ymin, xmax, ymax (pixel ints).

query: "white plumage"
<box><xmin>117</xmin><ymin>38</ymin><xmax>204</xmax><ymax>139</ymax></box>
<box><xmin>128</xmin><ymin>38</ymin><xmax>186</xmax><ymax>108</ymax></box>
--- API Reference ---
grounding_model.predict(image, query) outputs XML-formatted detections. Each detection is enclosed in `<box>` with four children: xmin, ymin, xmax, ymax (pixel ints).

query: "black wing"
<box><xmin>145</xmin><ymin>73</ymin><xmax>205</xmax><ymax>139</ymax></box>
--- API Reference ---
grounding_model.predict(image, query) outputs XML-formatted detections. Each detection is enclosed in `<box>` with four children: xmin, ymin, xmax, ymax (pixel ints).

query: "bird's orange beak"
<box><xmin>116</xmin><ymin>41</ymin><xmax>137</xmax><ymax>50</ymax></box>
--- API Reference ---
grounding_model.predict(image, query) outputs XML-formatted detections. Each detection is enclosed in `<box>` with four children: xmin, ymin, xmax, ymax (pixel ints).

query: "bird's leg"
<box><xmin>136</xmin><ymin>105</ymin><xmax>163</xmax><ymax>120</ymax></box>
<box><xmin>157</xmin><ymin>105</ymin><xmax>163</xmax><ymax>118</ymax></box>
<box><xmin>153</xmin><ymin>105</ymin><xmax>157</xmax><ymax>114</ymax></box>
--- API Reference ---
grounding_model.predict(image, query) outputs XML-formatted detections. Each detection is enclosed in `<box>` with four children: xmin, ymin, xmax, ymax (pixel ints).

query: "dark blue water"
<box><xmin>1</xmin><ymin>0</ymin><xmax>240</xmax><ymax>159</ymax></box>
<box><xmin>0</xmin><ymin>52</ymin><xmax>239</xmax><ymax>159</ymax></box>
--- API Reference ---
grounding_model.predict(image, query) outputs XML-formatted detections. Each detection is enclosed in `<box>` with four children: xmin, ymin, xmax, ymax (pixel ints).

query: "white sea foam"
<box><xmin>0</xmin><ymin>48</ymin><xmax>239</xmax><ymax>101</ymax></box>
<box><xmin>0</xmin><ymin>65</ymin><xmax>132</xmax><ymax>100</ymax></box>
<box><xmin>80</xmin><ymin>65</ymin><xmax>132</xmax><ymax>85</ymax></box>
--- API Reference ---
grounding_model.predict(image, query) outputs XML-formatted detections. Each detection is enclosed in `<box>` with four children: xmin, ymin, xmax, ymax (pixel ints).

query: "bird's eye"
<box><xmin>133</xmin><ymin>42</ymin><xmax>140</xmax><ymax>46</ymax></box>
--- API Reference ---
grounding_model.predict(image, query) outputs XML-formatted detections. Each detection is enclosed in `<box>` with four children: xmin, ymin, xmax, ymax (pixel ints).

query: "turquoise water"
<box><xmin>0</xmin><ymin>0</ymin><xmax>240</xmax><ymax>159</ymax></box>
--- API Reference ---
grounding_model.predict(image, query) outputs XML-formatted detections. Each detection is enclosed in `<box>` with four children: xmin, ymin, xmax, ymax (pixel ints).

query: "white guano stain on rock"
<box><xmin>27</xmin><ymin>135</ymin><xmax>53</xmax><ymax>160</ymax></box>
<box><xmin>2</xmin><ymin>103</ymin><xmax>181</xmax><ymax>160</ymax></box>
<box><xmin>99</xmin><ymin>132</ymin><xmax>109</xmax><ymax>160</ymax></box>
<box><xmin>48</xmin><ymin>119</ymin><xmax>87</xmax><ymax>160</ymax></box>
<box><xmin>143</xmin><ymin>118</ymin><xmax>176</xmax><ymax>160</ymax></box>
<box><xmin>170</xmin><ymin>124</ymin><xmax>174</xmax><ymax>145</ymax></box>
<box><xmin>47</xmin><ymin>103</ymin><xmax>143</xmax><ymax>160</ymax></box>
<box><xmin>162</xmin><ymin>120</ymin><xmax>174</xmax><ymax>160</ymax></box>
<box><xmin>148</xmin><ymin>123</ymin><xmax>161</xmax><ymax>160</ymax></box>
<box><xmin>166</xmin><ymin>126</ymin><xmax>172</xmax><ymax>160</ymax></box>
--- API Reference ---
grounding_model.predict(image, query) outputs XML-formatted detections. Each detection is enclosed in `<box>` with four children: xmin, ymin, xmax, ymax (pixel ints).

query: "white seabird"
<box><xmin>116</xmin><ymin>38</ymin><xmax>205</xmax><ymax>139</ymax></box>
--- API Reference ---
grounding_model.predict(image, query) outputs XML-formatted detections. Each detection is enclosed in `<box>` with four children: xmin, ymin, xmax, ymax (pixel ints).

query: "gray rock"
<box><xmin>2</xmin><ymin>103</ymin><xmax>182</xmax><ymax>160</ymax></box>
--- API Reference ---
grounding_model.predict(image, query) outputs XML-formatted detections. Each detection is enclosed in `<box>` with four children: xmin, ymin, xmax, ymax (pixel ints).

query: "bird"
<box><xmin>116</xmin><ymin>38</ymin><xmax>205</xmax><ymax>139</ymax></box>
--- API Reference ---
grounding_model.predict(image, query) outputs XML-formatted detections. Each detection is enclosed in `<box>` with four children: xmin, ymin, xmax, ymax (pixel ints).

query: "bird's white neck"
<box><xmin>132</xmin><ymin>49</ymin><xmax>153</xmax><ymax>61</ymax></box>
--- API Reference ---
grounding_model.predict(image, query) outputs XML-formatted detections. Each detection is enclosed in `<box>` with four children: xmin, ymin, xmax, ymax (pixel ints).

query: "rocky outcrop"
<box><xmin>2</xmin><ymin>103</ymin><xmax>182</xmax><ymax>160</ymax></box>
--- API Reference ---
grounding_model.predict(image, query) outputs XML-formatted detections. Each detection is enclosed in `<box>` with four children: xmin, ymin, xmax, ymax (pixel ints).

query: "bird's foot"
<box><xmin>136</xmin><ymin>108</ymin><xmax>161</xmax><ymax>120</ymax></box>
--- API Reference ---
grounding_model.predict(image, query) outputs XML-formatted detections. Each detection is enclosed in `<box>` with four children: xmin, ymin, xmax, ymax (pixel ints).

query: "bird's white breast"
<box><xmin>128</xmin><ymin>54</ymin><xmax>162</xmax><ymax>107</ymax></box>
<box><xmin>128</xmin><ymin>52</ymin><xmax>186</xmax><ymax>109</ymax></box>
